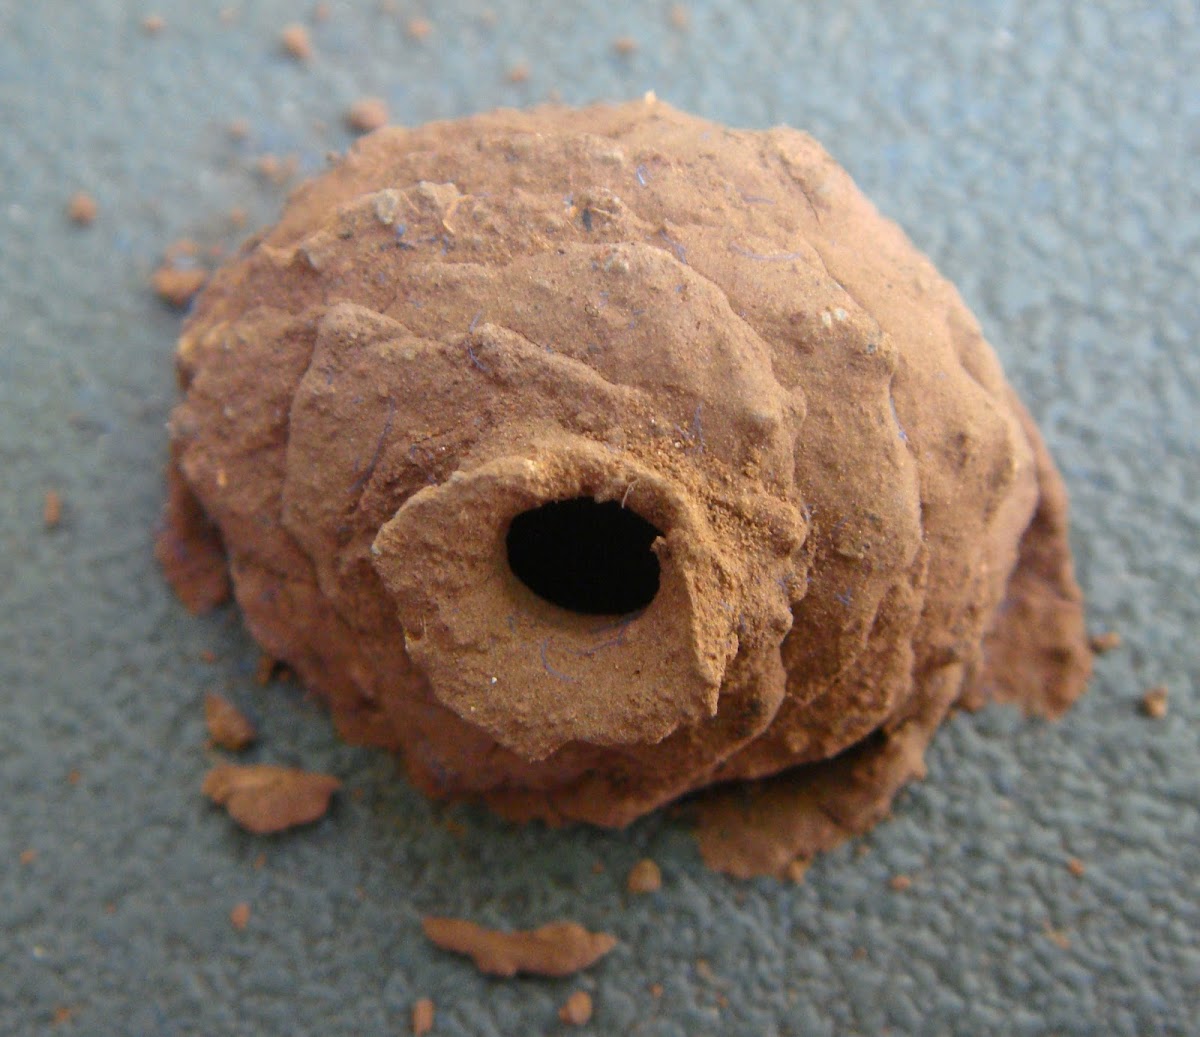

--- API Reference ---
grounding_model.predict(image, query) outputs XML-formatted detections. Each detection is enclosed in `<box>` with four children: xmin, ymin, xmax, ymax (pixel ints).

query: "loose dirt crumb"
<box><xmin>204</xmin><ymin>692</ymin><xmax>257</xmax><ymax>751</ymax></box>
<box><xmin>1140</xmin><ymin>684</ymin><xmax>1168</xmax><ymax>719</ymax></box>
<box><xmin>152</xmin><ymin>265</ymin><xmax>208</xmax><ymax>309</ymax></box>
<box><xmin>346</xmin><ymin>96</ymin><xmax>389</xmax><ymax>134</ymax></box>
<box><xmin>253</xmin><ymin>852</ymin><xmax>266</xmax><ymax>869</ymax></box>
<box><xmin>406</xmin><ymin>17</ymin><xmax>432</xmax><ymax>41</ymax></box>
<box><xmin>507</xmin><ymin>62</ymin><xmax>530</xmax><ymax>84</ymax></box>
<box><xmin>19</xmin><ymin>848</ymin><xmax>37</xmax><ymax>866</ymax></box>
<box><xmin>888</xmin><ymin>874</ymin><xmax>913</xmax><ymax>892</ymax></box>
<box><xmin>612</xmin><ymin>36</ymin><xmax>638</xmax><ymax>56</ymax></box>
<box><xmin>141</xmin><ymin>14</ymin><xmax>166</xmax><ymax>35</ymax></box>
<box><xmin>421</xmin><ymin>917</ymin><xmax>617</xmax><ymax>977</ymax></box>
<box><xmin>230</xmin><ymin>901</ymin><xmax>251</xmax><ymax>931</ymax></box>
<box><xmin>648</xmin><ymin>983</ymin><xmax>663</xmax><ymax>998</ymax></box>
<box><xmin>228</xmin><ymin>118</ymin><xmax>250</xmax><ymax>141</ymax></box>
<box><xmin>52</xmin><ymin>1007</ymin><xmax>75</xmax><ymax>1026</ymax></box>
<box><xmin>784</xmin><ymin>858</ymin><xmax>810</xmax><ymax>884</ymax></box>
<box><xmin>1089</xmin><ymin>630</ymin><xmax>1122</xmax><ymax>654</ymax></box>
<box><xmin>43</xmin><ymin>490</ymin><xmax>63</xmax><ymax>529</ymax></box>
<box><xmin>312</xmin><ymin>2</ymin><xmax>331</xmax><ymax>22</ymax></box>
<box><xmin>254</xmin><ymin>153</ymin><xmax>299</xmax><ymax>185</ymax></box>
<box><xmin>255</xmin><ymin>653</ymin><xmax>277</xmax><ymax>686</ymax></box>
<box><xmin>1066</xmin><ymin>857</ymin><xmax>1086</xmax><ymax>878</ymax></box>
<box><xmin>559</xmin><ymin>990</ymin><xmax>593</xmax><ymax>1026</ymax></box>
<box><xmin>1043</xmin><ymin>924</ymin><xmax>1071</xmax><ymax>950</ymax></box>
<box><xmin>199</xmin><ymin>649</ymin><xmax>218</xmax><ymax>664</ymax></box>
<box><xmin>164</xmin><ymin>238</ymin><xmax>199</xmax><ymax>261</ymax></box>
<box><xmin>280</xmin><ymin>24</ymin><xmax>313</xmax><ymax>60</ymax></box>
<box><xmin>67</xmin><ymin>768</ymin><xmax>81</xmax><ymax>786</ymax></box>
<box><xmin>411</xmin><ymin>997</ymin><xmax>435</xmax><ymax>1035</ymax></box>
<box><xmin>66</xmin><ymin>191</ymin><xmax>98</xmax><ymax>226</ymax></box>
<box><xmin>202</xmin><ymin>763</ymin><xmax>341</xmax><ymax>834</ymax></box>
<box><xmin>669</xmin><ymin>4</ymin><xmax>690</xmax><ymax>30</ymax></box>
<box><xmin>626</xmin><ymin>857</ymin><xmax>662</xmax><ymax>893</ymax></box>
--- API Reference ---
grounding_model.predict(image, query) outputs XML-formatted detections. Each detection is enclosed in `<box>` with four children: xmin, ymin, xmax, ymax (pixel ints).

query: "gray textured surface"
<box><xmin>2</xmin><ymin>1</ymin><xmax>1197</xmax><ymax>1034</ymax></box>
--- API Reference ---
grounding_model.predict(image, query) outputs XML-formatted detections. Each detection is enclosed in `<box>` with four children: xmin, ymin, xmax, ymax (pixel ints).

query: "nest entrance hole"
<box><xmin>505</xmin><ymin>497</ymin><xmax>662</xmax><ymax>616</ymax></box>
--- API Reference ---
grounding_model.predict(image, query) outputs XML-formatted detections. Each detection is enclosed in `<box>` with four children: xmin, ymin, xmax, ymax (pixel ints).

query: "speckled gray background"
<box><xmin>2</xmin><ymin>2</ymin><xmax>1196</xmax><ymax>1034</ymax></box>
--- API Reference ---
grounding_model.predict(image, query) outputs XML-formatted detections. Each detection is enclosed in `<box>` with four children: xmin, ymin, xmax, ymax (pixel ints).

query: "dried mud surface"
<box><xmin>162</xmin><ymin>100</ymin><xmax>1090</xmax><ymax>873</ymax></box>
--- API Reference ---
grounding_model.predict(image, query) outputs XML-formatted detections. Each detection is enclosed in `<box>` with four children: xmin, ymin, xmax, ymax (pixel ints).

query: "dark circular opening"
<box><xmin>505</xmin><ymin>497</ymin><xmax>663</xmax><ymax>615</ymax></box>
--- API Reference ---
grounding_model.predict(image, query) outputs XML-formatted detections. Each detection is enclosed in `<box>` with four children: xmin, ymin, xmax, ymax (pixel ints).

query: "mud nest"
<box><xmin>159</xmin><ymin>100</ymin><xmax>1090</xmax><ymax>868</ymax></box>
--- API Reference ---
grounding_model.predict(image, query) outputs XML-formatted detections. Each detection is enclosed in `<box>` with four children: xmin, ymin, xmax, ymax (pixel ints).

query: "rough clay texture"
<box><xmin>162</xmin><ymin>100</ymin><xmax>1090</xmax><ymax>865</ymax></box>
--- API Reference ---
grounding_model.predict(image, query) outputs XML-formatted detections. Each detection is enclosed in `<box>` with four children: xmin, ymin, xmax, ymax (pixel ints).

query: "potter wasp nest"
<box><xmin>159</xmin><ymin>100</ymin><xmax>1089</xmax><ymax>858</ymax></box>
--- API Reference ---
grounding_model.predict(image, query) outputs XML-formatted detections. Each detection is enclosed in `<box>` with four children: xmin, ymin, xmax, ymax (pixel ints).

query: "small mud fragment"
<box><xmin>559</xmin><ymin>990</ymin><xmax>593</xmax><ymax>1026</ymax></box>
<box><xmin>411</xmin><ymin>997</ymin><xmax>434</xmax><ymax>1035</ymax></box>
<box><xmin>152</xmin><ymin>265</ymin><xmax>208</xmax><ymax>309</ymax></box>
<box><xmin>229</xmin><ymin>901</ymin><xmax>251</xmax><ymax>930</ymax></box>
<box><xmin>626</xmin><ymin>858</ymin><xmax>662</xmax><ymax>894</ymax></box>
<box><xmin>421</xmin><ymin>917</ymin><xmax>617</xmax><ymax>977</ymax></box>
<box><xmin>67</xmin><ymin>191</ymin><xmax>98</xmax><ymax>225</ymax></box>
<box><xmin>346</xmin><ymin>97</ymin><xmax>389</xmax><ymax>134</ymax></box>
<box><xmin>784</xmin><ymin>858</ymin><xmax>809</xmax><ymax>884</ymax></box>
<box><xmin>254</xmin><ymin>654</ymin><xmax>278</xmax><ymax>686</ymax></box>
<box><xmin>204</xmin><ymin>692</ymin><xmax>257</xmax><ymax>751</ymax></box>
<box><xmin>1140</xmin><ymin>685</ymin><xmax>1168</xmax><ymax>719</ymax></box>
<box><xmin>280</xmin><ymin>24</ymin><xmax>313</xmax><ymax>60</ymax></box>
<box><xmin>43</xmin><ymin>489</ymin><xmax>63</xmax><ymax>529</ymax></box>
<box><xmin>202</xmin><ymin>763</ymin><xmax>341</xmax><ymax>834</ymax></box>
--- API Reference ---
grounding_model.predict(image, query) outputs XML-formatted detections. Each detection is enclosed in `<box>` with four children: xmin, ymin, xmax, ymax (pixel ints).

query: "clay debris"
<box><xmin>43</xmin><ymin>490</ymin><xmax>63</xmax><ymax>529</ymax></box>
<box><xmin>204</xmin><ymin>692</ymin><xmax>257</xmax><ymax>751</ymax></box>
<box><xmin>202</xmin><ymin>763</ymin><xmax>340</xmax><ymax>834</ymax></box>
<box><xmin>1140</xmin><ymin>685</ymin><xmax>1168</xmax><ymax>719</ymax></box>
<box><xmin>229</xmin><ymin>901</ymin><xmax>251</xmax><ymax>930</ymax></box>
<box><xmin>626</xmin><ymin>858</ymin><xmax>662</xmax><ymax>893</ymax></box>
<box><xmin>66</xmin><ymin>191</ymin><xmax>98</xmax><ymax>225</ymax></box>
<box><xmin>411</xmin><ymin>998</ymin><xmax>435</xmax><ymax>1035</ymax></box>
<box><xmin>559</xmin><ymin>990</ymin><xmax>594</xmax><ymax>1025</ymax></box>
<box><xmin>421</xmin><ymin>917</ymin><xmax>617</xmax><ymax>977</ymax></box>
<box><xmin>152</xmin><ymin>264</ymin><xmax>208</xmax><ymax>309</ymax></box>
